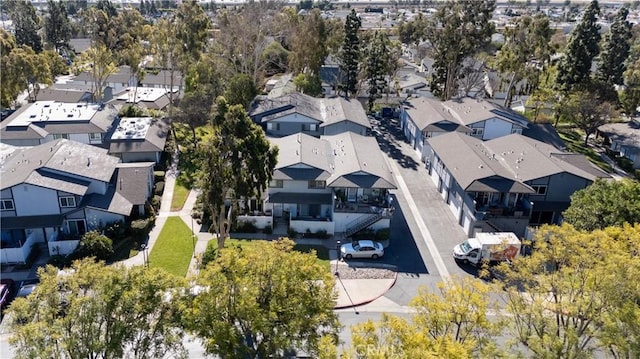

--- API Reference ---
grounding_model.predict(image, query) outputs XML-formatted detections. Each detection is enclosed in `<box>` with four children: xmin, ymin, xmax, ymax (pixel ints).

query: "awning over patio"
<box><xmin>267</xmin><ymin>192</ymin><xmax>333</xmax><ymax>205</ymax></box>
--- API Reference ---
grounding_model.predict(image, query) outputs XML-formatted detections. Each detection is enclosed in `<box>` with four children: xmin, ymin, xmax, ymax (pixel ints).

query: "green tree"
<box><xmin>556</xmin><ymin>0</ymin><xmax>601</xmax><ymax>91</ymax></box>
<box><xmin>495</xmin><ymin>14</ymin><xmax>554</xmax><ymax>107</ymax></box>
<box><xmin>596</xmin><ymin>6</ymin><xmax>632</xmax><ymax>88</ymax></box>
<box><xmin>196</xmin><ymin>97</ymin><xmax>278</xmax><ymax>249</ymax></box>
<box><xmin>8</xmin><ymin>259</ymin><xmax>187</xmax><ymax>359</ymax></box>
<box><xmin>289</xmin><ymin>9</ymin><xmax>327</xmax><ymax>76</ymax></box>
<box><xmin>498</xmin><ymin>224</ymin><xmax>640</xmax><ymax>359</ymax></box>
<box><xmin>184</xmin><ymin>239</ymin><xmax>339</xmax><ymax>358</ymax></box>
<box><xmin>562</xmin><ymin>179</ymin><xmax>640</xmax><ymax>231</ymax></box>
<box><xmin>224</xmin><ymin>73</ymin><xmax>258</xmax><ymax>110</ymax></box>
<box><xmin>43</xmin><ymin>0</ymin><xmax>71</xmax><ymax>52</ymax></box>
<box><xmin>560</xmin><ymin>90</ymin><xmax>616</xmax><ymax>145</ymax></box>
<box><xmin>293</xmin><ymin>72</ymin><xmax>323</xmax><ymax>96</ymax></box>
<box><xmin>362</xmin><ymin>31</ymin><xmax>390</xmax><ymax>112</ymax></box>
<box><xmin>396</xmin><ymin>13</ymin><xmax>428</xmax><ymax>46</ymax></box>
<box><xmin>7</xmin><ymin>0</ymin><xmax>42</xmax><ymax>53</ymax></box>
<box><xmin>73</xmin><ymin>44</ymin><xmax>117</xmax><ymax>102</ymax></box>
<box><xmin>174</xmin><ymin>0</ymin><xmax>211</xmax><ymax>74</ymax></box>
<box><xmin>346</xmin><ymin>277</ymin><xmax>504</xmax><ymax>358</ymax></box>
<box><xmin>76</xmin><ymin>230</ymin><xmax>113</xmax><ymax>261</ymax></box>
<box><xmin>338</xmin><ymin>9</ymin><xmax>362</xmax><ymax>97</ymax></box>
<box><xmin>426</xmin><ymin>0</ymin><xmax>495</xmax><ymax>100</ymax></box>
<box><xmin>261</xmin><ymin>41</ymin><xmax>290</xmax><ymax>76</ymax></box>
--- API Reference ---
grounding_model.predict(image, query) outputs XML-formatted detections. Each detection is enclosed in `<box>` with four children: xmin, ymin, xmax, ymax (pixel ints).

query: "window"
<box><xmin>59</xmin><ymin>196</ymin><xmax>76</xmax><ymax>208</ymax></box>
<box><xmin>531</xmin><ymin>185</ymin><xmax>547</xmax><ymax>195</ymax></box>
<box><xmin>269</xmin><ymin>179</ymin><xmax>283</xmax><ymax>188</ymax></box>
<box><xmin>1</xmin><ymin>199</ymin><xmax>14</xmax><ymax>211</ymax></box>
<box><xmin>310</xmin><ymin>124</ymin><xmax>317</xmax><ymax>131</ymax></box>
<box><xmin>308</xmin><ymin>180</ymin><xmax>326</xmax><ymax>189</ymax></box>
<box><xmin>267</xmin><ymin>123</ymin><xmax>280</xmax><ymax>131</ymax></box>
<box><xmin>511</xmin><ymin>128</ymin><xmax>523</xmax><ymax>135</ymax></box>
<box><xmin>53</xmin><ymin>134</ymin><xmax>69</xmax><ymax>140</ymax></box>
<box><xmin>89</xmin><ymin>133</ymin><xmax>101</xmax><ymax>141</ymax></box>
<box><xmin>471</xmin><ymin>128</ymin><xmax>484</xmax><ymax>137</ymax></box>
<box><xmin>67</xmin><ymin>219</ymin><xmax>86</xmax><ymax>236</ymax></box>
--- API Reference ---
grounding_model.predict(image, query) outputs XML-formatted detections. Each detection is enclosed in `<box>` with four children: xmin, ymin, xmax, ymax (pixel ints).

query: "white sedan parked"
<box><xmin>340</xmin><ymin>240</ymin><xmax>384</xmax><ymax>260</ymax></box>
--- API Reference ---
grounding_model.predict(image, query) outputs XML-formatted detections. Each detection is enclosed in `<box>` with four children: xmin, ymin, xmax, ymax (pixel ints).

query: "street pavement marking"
<box><xmin>385</xmin><ymin>156</ymin><xmax>450</xmax><ymax>279</ymax></box>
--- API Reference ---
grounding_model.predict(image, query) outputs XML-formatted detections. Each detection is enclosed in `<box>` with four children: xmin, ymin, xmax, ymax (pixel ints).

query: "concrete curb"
<box><xmin>338</xmin><ymin>260</ymin><xmax>398</xmax><ymax>271</ymax></box>
<box><xmin>333</xmin><ymin>271</ymin><xmax>398</xmax><ymax>310</ymax></box>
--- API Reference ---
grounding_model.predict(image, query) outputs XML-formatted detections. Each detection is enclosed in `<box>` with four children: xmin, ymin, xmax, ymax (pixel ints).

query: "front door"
<box><xmin>68</xmin><ymin>220</ymin><xmax>86</xmax><ymax>236</ymax></box>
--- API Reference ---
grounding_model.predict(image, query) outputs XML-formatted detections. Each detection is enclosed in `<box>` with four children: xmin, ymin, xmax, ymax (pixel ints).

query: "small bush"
<box><xmin>288</xmin><ymin>228</ymin><xmax>298</xmax><ymax>238</ymax></box>
<box><xmin>154</xmin><ymin>171</ymin><xmax>166</xmax><ymax>182</ymax></box>
<box><xmin>130</xmin><ymin>217</ymin><xmax>155</xmax><ymax>237</ymax></box>
<box><xmin>104</xmin><ymin>221</ymin><xmax>126</xmax><ymax>240</ymax></box>
<box><xmin>48</xmin><ymin>255</ymin><xmax>72</xmax><ymax>269</ymax></box>
<box><xmin>154</xmin><ymin>182</ymin><xmax>165</xmax><ymax>196</ymax></box>
<box><xmin>353</xmin><ymin>228</ymin><xmax>375</xmax><ymax>240</ymax></box>
<box><xmin>151</xmin><ymin>195</ymin><xmax>162</xmax><ymax>211</ymax></box>
<box><xmin>76</xmin><ymin>231</ymin><xmax>113</xmax><ymax>261</ymax></box>
<box><xmin>375</xmin><ymin>228</ymin><xmax>390</xmax><ymax>241</ymax></box>
<box><xmin>235</xmin><ymin>221</ymin><xmax>258</xmax><ymax>233</ymax></box>
<box><xmin>263</xmin><ymin>225</ymin><xmax>273</xmax><ymax>234</ymax></box>
<box><xmin>315</xmin><ymin>229</ymin><xmax>329</xmax><ymax>239</ymax></box>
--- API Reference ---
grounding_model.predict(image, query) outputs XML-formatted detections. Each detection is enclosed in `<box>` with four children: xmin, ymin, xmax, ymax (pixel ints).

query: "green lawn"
<box><xmin>170</xmin><ymin>181</ymin><xmax>190</xmax><ymax>211</ymax></box>
<box><xmin>557</xmin><ymin>127</ymin><xmax>613</xmax><ymax>172</ymax></box>
<box><xmin>224</xmin><ymin>239</ymin><xmax>331</xmax><ymax>270</ymax></box>
<box><xmin>149</xmin><ymin>216</ymin><xmax>194</xmax><ymax>277</ymax></box>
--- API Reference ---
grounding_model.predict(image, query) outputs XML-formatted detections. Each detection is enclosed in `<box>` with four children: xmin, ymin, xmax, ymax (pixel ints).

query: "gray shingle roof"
<box><xmin>598</xmin><ymin>121</ymin><xmax>640</xmax><ymax>151</ymax></box>
<box><xmin>250</xmin><ymin>92</ymin><xmax>370</xmax><ymax>130</ymax></box>
<box><xmin>270</xmin><ymin>132</ymin><xmax>397</xmax><ymax>189</ymax></box>
<box><xmin>115</xmin><ymin>163</ymin><xmax>154</xmax><ymax>206</ymax></box>
<box><xmin>34</xmin><ymin>88</ymin><xmax>92</xmax><ymax>103</ymax></box>
<box><xmin>403</xmin><ymin>97</ymin><xmax>467</xmax><ymax>132</ymax></box>
<box><xmin>428</xmin><ymin>132</ymin><xmax>609</xmax><ymax>193</ymax></box>
<box><xmin>0</xmin><ymin>139</ymin><xmax>119</xmax><ymax>191</ymax></box>
<box><xmin>441</xmin><ymin>97</ymin><xmax>530</xmax><ymax>127</ymax></box>
<box><xmin>81</xmin><ymin>186</ymin><xmax>133</xmax><ymax>216</ymax></box>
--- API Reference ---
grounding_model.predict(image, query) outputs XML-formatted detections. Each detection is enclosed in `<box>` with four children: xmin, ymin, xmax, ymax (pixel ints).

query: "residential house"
<box><xmin>0</xmin><ymin>101</ymin><xmax>117</xmax><ymax>147</ymax></box>
<box><xmin>0</xmin><ymin>140</ymin><xmax>154</xmax><ymax>264</ymax></box>
<box><xmin>263</xmin><ymin>132</ymin><xmax>397</xmax><ymax>236</ymax></box>
<box><xmin>597</xmin><ymin>120</ymin><xmax>640</xmax><ymax>169</ymax></box>
<box><xmin>425</xmin><ymin>132</ymin><xmax>610</xmax><ymax>237</ymax></box>
<box><xmin>249</xmin><ymin>92</ymin><xmax>371</xmax><ymax>137</ymax></box>
<box><xmin>401</xmin><ymin>97</ymin><xmax>530</xmax><ymax>161</ymax></box>
<box><xmin>108</xmin><ymin>87</ymin><xmax>175</xmax><ymax>111</ymax></box>
<box><xmin>70</xmin><ymin>65</ymin><xmax>136</xmax><ymax>94</ymax></box>
<box><xmin>33</xmin><ymin>88</ymin><xmax>93</xmax><ymax>103</ymax></box>
<box><xmin>139</xmin><ymin>69</ymin><xmax>182</xmax><ymax>91</ymax></box>
<box><xmin>107</xmin><ymin>117</ymin><xmax>169</xmax><ymax>164</ymax></box>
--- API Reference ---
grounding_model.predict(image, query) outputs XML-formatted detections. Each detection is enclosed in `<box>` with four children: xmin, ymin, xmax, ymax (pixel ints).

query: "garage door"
<box><xmin>448</xmin><ymin>192</ymin><xmax>462</xmax><ymax>219</ymax></box>
<box><xmin>462</xmin><ymin>212</ymin><xmax>472</xmax><ymax>234</ymax></box>
<box><xmin>430</xmin><ymin>168</ymin><xmax>439</xmax><ymax>186</ymax></box>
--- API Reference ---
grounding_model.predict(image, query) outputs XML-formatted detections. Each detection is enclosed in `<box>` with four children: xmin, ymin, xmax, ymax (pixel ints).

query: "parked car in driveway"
<box><xmin>16</xmin><ymin>282</ymin><xmax>38</xmax><ymax>298</ymax></box>
<box><xmin>340</xmin><ymin>240</ymin><xmax>384</xmax><ymax>259</ymax></box>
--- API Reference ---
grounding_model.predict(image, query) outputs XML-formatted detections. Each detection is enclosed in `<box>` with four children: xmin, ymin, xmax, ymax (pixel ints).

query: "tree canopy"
<box><xmin>560</xmin><ymin>89</ymin><xmax>616</xmax><ymax>145</ymax></box>
<box><xmin>196</xmin><ymin>97</ymin><xmax>278</xmax><ymax>249</ymax></box>
<box><xmin>183</xmin><ymin>238</ymin><xmax>339</xmax><ymax>358</ymax></box>
<box><xmin>498</xmin><ymin>223</ymin><xmax>640</xmax><ymax>359</ymax></box>
<box><xmin>6</xmin><ymin>0</ymin><xmax>42</xmax><ymax>53</ymax></box>
<box><xmin>556</xmin><ymin>0</ymin><xmax>601</xmax><ymax>91</ymax></box>
<box><xmin>596</xmin><ymin>6</ymin><xmax>632</xmax><ymax>88</ymax></box>
<box><xmin>43</xmin><ymin>0</ymin><xmax>71</xmax><ymax>53</ymax></box>
<box><xmin>8</xmin><ymin>259</ymin><xmax>187</xmax><ymax>359</ymax></box>
<box><xmin>426</xmin><ymin>0</ymin><xmax>495</xmax><ymax>100</ymax></box>
<box><xmin>563</xmin><ymin>178</ymin><xmax>640</xmax><ymax>231</ymax></box>
<box><xmin>339</xmin><ymin>9</ymin><xmax>362</xmax><ymax>97</ymax></box>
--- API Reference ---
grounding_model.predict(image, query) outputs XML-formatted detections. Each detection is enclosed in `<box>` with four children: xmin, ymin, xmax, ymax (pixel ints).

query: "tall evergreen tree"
<box><xmin>596</xmin><ymin>6</ymin><xmax>632</xmax><ymax>87</ymax></box>
<box><xmin>426</xmin><ymin>0</ymin><xmax>495</xmax><ymax>100</ymax></box>
<box><xmin>363</xmin><ymin>31</ymin><xmax>389</xmax><ymax>112</ymax></box>
<box><xmin>7</xmin><ymin>0</ymin><xmax>42</xmax><ymax>53</ymax></box>
<box><xmin>338</xmin><ymin>9</ymin><xmax>361</xmax><ymax>98</ymax></box>
<box><xmin>556</xmin><ymin>0</ymin><xmax>601</xmax><ymax>91</ymax></box>
<box><xmin>44</xmin><ymin>0</ymin><xmax>72</xmax><ymax>52</ymax></box>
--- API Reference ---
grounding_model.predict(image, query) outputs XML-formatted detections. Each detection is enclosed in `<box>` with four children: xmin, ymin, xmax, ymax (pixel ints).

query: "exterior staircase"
<box><xmin>345</xmin><ymin>214</ymin><xmax>383</xmax><ymax>238</ymax></box>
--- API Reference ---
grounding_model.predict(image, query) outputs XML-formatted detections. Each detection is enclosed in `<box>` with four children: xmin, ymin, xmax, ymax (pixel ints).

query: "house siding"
<box><xmin>265</xmin><ymin>113</ymin><xmax>321</xmax><ymax>137</ymax></box>
<box><xmin>543</xmin><ymin>172</ymin><xmax>591</xmax><ymax>202</ymax></box>
<box><xmin>12</xmin><ymin>184</ymin><xmax>60</xmax><ymax>216</ymax></box>
<box><xmin>478</xmin><ymin>117</ymin><xmax>512</xmax><ymax>140</ymax></box>
<box><xmin>85</xmin><ymin>208</ymin><xmax>126</xmax><ymax>229</ymax></box>
<box><xmin>119</xmin><ymin>152</ymin><xmax>160</xmax><ymax>164</ymax></box>
<box><xmin>323</xmin><ymin>121</ymin><xmax>367</xmax><ymax>136</ymax></box>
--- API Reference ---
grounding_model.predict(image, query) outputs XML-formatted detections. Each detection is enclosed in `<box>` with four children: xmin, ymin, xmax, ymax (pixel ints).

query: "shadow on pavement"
<box><xmin>370</xmin><ymin>117</ymin><xmax>419</xmax><ymax>171</ymax></box>
<box><xmin>385</xmin><ymin>194</ymin><xmax>429</xmax><ymax>275</ymax></box>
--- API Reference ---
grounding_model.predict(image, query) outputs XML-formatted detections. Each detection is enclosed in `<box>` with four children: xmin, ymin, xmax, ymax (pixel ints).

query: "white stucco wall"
<box><xmin>12</xmin><ymin>184</ymin><xmax>60</xmax><ymax>216</ymax></box>
<box><xmin>481</xmin><ymin>117</ymin><xmax>513</xmax><ymax>140</ymax></box>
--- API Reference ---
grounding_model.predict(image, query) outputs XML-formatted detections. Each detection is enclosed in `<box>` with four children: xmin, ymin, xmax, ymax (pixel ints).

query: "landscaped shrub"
<box><xmin>76</xmin><ymin>231</ymin><xmax>113</xmax><ymax>261</ymax></box>
<box><xmin>154</xmin><ymin>171</ymin><xmax>165</xmax><ymax>182</ymax></box>
<box><xmin>315</xmin><ymin>229</ymin><xmax>329</xmax><ymax>239</ymax></box>
<box><xmin>151</xmin><ymin>195</ymin><xmax>162</xmax><ymax>211</ymax></box>
<box><xmin>154</xmin><ymin>182</ymin><xmax>165</xmax><ymax>196</ymax></box>
<box><xmin>235</xmin><ymin>221</ymin><xmax>258</xmax><ymax>233</ymax></box>
<box><xmin>130</xmin><ymin>217</ymin><xmax>155</xmax><ymax>238</ymax></box>
<box><xmin>104</xmin><ymin>221</ymin><xmax>126</xmax><ymax>241</ymax></box>
<box><xmin>263</xmin><ymin>225</ymin><xmax>273</xmax><ymax>234</ymax></box>
<box><xmin>353</xmin><ymin>228</ymin><xmax>375</xmax><ymax>240</ymax></box>
<box><xmin>288</xmin><ymin>228</ymin><xmax>298</xmax><ymax>238</ymax></box>
<box><xmin>375</xmin><ymin>228</ymin><xmax>390</xmax><ymax>241</ymax></box>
